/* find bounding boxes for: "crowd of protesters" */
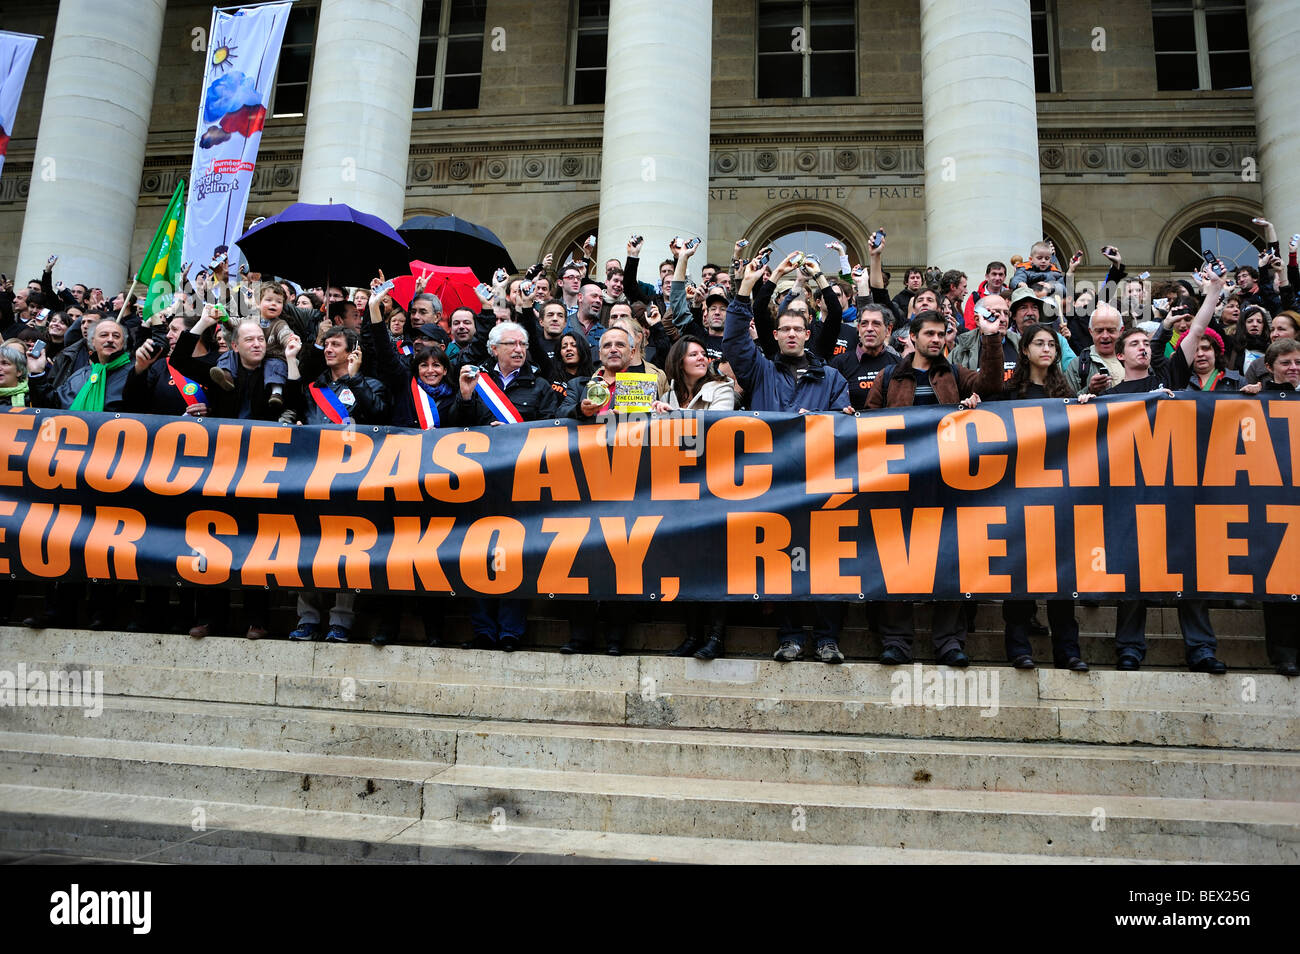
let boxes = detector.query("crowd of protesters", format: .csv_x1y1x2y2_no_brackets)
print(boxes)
2,218,1299,678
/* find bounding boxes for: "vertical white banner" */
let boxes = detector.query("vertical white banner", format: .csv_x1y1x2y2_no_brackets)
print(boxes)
181,1,292,270
0,31,39,179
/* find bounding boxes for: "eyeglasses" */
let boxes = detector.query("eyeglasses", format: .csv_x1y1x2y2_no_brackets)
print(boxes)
498,339,527,348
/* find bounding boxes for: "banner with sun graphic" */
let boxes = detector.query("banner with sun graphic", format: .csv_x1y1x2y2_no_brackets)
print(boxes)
181,2,292,274
0,31,39,180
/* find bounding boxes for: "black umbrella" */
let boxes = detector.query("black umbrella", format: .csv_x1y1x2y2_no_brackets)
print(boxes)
235,201,411,288
397,214,517,277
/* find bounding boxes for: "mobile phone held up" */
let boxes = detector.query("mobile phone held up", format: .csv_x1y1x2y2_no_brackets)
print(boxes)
684,237,701,250
1203,250,1225,276
870,229,886,249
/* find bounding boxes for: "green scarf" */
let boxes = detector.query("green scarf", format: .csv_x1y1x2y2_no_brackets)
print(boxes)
0,381,29,407
69,353,130,412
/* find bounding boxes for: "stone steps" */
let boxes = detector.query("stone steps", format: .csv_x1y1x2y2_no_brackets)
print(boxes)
5,695,1295,802
421,764,1298,864
0,786,1148,865
0,626,1294,863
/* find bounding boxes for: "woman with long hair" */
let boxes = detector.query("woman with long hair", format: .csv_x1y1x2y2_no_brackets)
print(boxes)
651,335,736,660
556,330,594,381
1232,304,1271,374
656,335,735,410
975,318,1087,672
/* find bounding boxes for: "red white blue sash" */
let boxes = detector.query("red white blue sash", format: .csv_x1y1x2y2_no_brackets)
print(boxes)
308,383,350,424
411,378,440,430
166,361,207,407
474,372,524,424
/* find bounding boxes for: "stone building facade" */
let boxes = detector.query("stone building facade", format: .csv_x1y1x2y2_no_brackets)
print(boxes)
1,0,1293,293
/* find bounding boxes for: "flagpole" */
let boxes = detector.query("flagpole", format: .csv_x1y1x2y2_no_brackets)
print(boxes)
118,279,140,321
214,0,295,12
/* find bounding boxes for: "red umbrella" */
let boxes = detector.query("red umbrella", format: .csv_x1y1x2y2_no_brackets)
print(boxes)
390,260,482,315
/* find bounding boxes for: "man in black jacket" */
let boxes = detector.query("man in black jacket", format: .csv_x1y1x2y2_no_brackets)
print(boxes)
286,325,389,645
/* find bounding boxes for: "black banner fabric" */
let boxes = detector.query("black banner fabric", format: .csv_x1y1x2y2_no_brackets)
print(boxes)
1,393,1297,601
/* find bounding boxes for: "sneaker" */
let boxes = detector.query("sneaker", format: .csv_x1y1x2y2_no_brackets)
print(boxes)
323,626,350,643
288,622,322,642
772,640,802,662
814,640,844,664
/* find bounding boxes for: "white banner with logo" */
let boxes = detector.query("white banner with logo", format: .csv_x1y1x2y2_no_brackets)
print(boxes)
181,2,292,270
0,31,39,180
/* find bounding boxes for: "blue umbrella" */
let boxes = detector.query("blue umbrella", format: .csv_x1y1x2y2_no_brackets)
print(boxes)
236,201,411,288
398,214,517,277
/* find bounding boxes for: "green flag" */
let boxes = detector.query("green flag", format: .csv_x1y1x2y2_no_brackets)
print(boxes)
135,179,186,320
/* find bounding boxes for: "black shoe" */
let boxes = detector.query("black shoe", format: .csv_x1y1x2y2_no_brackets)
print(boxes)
606,642,621,656
1027,616,1048,636
1277,661,1300,678
88,617,112,631
1117,655,1140,671
1189,656,1227,675
938,648,970,667
22,612,57,629
371,630,394,647
693,636,725,661
462,634,493,650
772,641,802,662
1062,657,1089,672
1011,654,1036,670
878,646,909,666
668,636,703,657
500,635,520,653
815,640,845,664
559,640,588,655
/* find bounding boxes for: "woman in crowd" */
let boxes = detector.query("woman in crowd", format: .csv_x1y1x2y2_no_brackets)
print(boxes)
1231,304,1271,374
555,330,595,382
976,316,1088,672
649,336,736,660
655,335,736,411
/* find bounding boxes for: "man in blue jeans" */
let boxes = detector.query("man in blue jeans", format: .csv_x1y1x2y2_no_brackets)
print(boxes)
723,255,851,664
1115,600,1227,673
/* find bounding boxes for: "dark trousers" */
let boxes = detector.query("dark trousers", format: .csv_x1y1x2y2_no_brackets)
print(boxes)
684,601,727,640
1116,599,1216,665
877,601,966,660
378,595,446,643
775,601,844,649
470,598,526,644
561,600,625,649
1003,599,1081,665
1263,602,1300,664
195,588,270,634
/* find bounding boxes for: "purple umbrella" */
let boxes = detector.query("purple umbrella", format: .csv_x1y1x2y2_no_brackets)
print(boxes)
236,201,410,288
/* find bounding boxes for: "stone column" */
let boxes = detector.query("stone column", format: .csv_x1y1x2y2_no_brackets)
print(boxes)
597,0,712,273
16,0,167,294
297,0,422,225
919,0,1041,277
1247,0,1300,228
